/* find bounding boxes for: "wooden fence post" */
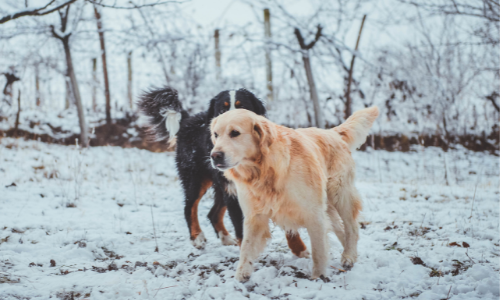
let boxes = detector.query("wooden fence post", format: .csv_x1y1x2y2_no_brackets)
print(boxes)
214,29,221,81
14,90,21,137
127,51,133,110
92,58,97,112
264,8,273,103
35,64,41,107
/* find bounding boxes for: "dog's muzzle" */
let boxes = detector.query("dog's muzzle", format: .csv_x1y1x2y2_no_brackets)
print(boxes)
210,151,226,169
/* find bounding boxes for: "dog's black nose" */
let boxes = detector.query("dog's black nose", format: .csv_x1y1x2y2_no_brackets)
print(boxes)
211,151,225,164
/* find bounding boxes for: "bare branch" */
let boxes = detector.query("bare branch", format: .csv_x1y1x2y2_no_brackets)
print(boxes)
294,25,322,50
486,91,500,112
400,0,500,22
294,28,306,49
0,0,77,24
84,0,189,10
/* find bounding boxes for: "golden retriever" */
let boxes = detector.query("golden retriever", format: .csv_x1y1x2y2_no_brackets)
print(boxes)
209,107,379,282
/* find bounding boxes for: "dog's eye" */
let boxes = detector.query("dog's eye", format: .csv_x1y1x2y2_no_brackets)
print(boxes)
214,132,218,138
230,130,240,138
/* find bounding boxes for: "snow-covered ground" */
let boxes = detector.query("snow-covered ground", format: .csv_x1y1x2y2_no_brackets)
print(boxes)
0,138,498,300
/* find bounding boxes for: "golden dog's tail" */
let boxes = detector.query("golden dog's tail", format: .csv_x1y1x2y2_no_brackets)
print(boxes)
334,106,379,151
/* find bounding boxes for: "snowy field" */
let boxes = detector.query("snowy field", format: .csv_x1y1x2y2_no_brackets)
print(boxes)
0,138,498,300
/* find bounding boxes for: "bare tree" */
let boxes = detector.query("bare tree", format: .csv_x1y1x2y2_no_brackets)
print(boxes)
50,5,89,147
344,15,366,119
94,5,111,124
294,25,324,128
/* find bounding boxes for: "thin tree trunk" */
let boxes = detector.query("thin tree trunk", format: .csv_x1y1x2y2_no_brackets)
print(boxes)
294,26,324,128
94,6,111,124
62,39,89,147
214,29,221,82
345,15,366,120
14,90,21,137
35,64,41,106
127,51,133,109
302,53,324,128
51,5,88,147
65,75,72,109
92,58,97,112
263,8,273,103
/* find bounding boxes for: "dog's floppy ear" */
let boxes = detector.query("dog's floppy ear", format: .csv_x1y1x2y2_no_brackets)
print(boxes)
251,95,266,116
206,95,219,122
253,116,276,154
238,88,266,116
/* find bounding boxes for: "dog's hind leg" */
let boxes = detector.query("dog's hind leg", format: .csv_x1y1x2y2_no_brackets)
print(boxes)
208,186,237,246
306,210,329,279
286,231,310,258
326,204,346,248
335,188,362,270
184,177,212,249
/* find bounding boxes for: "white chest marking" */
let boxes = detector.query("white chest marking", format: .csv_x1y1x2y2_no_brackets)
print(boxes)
229,90,236,110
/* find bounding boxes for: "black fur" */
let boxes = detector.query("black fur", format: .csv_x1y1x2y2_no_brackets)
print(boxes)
138,87,266,244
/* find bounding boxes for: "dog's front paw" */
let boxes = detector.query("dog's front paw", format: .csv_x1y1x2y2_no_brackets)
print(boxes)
235,261,253,282
341,254,357,270
311,266,327,280
219,231,238,246
296,249,311,258
191,232,207,249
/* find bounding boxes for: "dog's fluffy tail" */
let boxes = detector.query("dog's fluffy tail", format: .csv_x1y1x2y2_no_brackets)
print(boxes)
137,87,188,146
333,106,379,151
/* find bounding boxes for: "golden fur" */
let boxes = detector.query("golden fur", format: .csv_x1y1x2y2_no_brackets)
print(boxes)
210,107,379,282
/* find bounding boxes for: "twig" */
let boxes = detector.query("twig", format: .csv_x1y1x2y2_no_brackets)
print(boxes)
154,285,177,290
412,213,427,245
469,164,483,220
465,248,475,264
86,0,188,9
445,285,452,299
150,204,159,252
330,265,346,272
153,284,177,297
419,213,427,230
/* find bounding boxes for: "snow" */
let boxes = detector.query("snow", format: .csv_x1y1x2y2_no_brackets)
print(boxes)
0,138,499,299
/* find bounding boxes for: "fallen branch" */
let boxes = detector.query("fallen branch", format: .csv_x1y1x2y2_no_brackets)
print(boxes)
330,265,346,272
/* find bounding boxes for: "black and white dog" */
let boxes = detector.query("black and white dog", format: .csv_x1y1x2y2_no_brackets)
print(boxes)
138,87,266,248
